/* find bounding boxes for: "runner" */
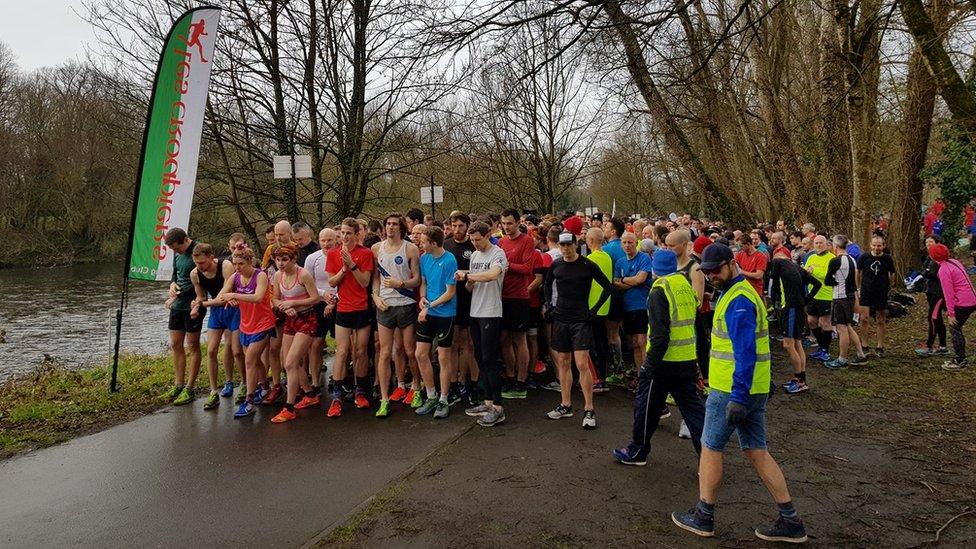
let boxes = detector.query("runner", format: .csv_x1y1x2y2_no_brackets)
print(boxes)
544,231,612,430
261,220,294,403
269,244,321,423
498,209,534,399
325,218,375,417
804,235,835,362
213,245,276,418
189,242,240,410
823,235,867,369
527,229,552,388
371,212,421,418
602,217,628,372
929,243,976,370
414,226,459,418
461,221,509,426
856,235,895,357
444,212,479,404
734,233,768,297
916,236,948,357
261,226,276,270
768,247,821,393
672,243,807,543
292,221,320,266
584,228,613,391
612,249,705,465
303,228,338,401
162,228,203,406
613,231,651,374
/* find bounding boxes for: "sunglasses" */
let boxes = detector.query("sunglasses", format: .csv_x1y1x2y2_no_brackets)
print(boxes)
700,261,728,276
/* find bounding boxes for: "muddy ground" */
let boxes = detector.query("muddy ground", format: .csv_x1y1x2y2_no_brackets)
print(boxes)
319,302,976,548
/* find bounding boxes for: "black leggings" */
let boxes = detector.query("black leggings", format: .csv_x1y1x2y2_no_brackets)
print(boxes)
950,305,976,361
695,311,713,379
471,317,503,404
926,293,947,349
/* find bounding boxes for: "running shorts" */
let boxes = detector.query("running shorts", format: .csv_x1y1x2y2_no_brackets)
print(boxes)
805,299,831,318
778,306,805,340
551,320,593,352
283,308,319,337
416,315,455,348
313,302,335,338
830,297,856,326
376,304,418,329
501,298,530,332
607,291,624,322
335,309,372,330
239,328,275,347
207,306,240,332
861,291,889,315
169,308,204,333
621,309,649,336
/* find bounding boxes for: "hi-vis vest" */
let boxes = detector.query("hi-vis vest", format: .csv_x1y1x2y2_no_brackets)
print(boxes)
709,279,771,395
646,273,698,361
804,251,835,302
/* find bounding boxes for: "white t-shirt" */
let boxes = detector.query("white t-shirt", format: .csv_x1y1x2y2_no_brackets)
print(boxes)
304,249,336,298
469,245,508,318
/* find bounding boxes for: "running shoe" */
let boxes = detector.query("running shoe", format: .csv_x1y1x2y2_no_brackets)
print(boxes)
754,516,808,544
665,394,676,406
327,399,342,418
173,387,194,406
546,404,573,419
219,381,235,398
612,445,647,466
477,407,505,427
389,386,408,402
784,379,809,394
162,385,182,401
678,420,691,439
809,349,830,362
501,387,527,399
375,399,390,418
541,381,562,392
433,400,450,419
671,508,715,538
660,407,672,420
203,391,220,410
605,373,625,385
824,358,848,370
533,360,546,374
526,378,538,390
849,353,868,366
234,401,255,418
581,410,597,430
271,407,296,423
294,393,320,410
914,346,933,357
874,347,885,358
409,389,423,408
404,388,418,406
934,347,949,356
465,403,491,417
251,386,265,405
235,388,247,405
593,381,610,394
942,358,969,371
262,385,283,406
781,377,799,388
416,396,439,416
446,383,464,406
801,338,816,348
354,391,370,409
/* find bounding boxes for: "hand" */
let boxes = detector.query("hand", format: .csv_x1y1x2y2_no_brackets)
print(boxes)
418,307,428,323
420,297,430,309
164,297,174,310
168,284,178,299
374,295,389,312
285,307,298,317
726,401,748,426
454,270,467,281
948,315,958,328
323,303,334,317
190,305,200,319
341,248,354,268
383,277,401,289
228,298,239,307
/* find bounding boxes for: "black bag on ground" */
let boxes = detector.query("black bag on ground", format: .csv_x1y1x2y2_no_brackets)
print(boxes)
890,293,917,306
886,301,908,318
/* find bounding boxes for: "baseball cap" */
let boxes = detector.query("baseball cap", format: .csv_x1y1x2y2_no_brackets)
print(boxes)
558,232,576,245
699,242,734,270
652,249,678,276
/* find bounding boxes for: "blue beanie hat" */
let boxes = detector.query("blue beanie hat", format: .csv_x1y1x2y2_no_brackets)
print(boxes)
652,249,678,276
847,243,862,261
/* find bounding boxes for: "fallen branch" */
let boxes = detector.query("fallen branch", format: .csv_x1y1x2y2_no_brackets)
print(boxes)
933,509,975,543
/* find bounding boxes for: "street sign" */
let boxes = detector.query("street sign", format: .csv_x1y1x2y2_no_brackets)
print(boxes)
273,155,313,179
421,185,444,204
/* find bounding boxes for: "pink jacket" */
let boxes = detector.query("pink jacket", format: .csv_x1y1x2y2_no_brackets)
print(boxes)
937,259,976,316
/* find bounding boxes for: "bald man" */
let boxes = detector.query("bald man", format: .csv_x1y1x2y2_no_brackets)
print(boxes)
585,228,613,391
804,235,836,361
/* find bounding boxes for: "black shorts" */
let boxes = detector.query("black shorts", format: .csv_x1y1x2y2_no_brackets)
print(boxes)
621,309,648,335
805,299,831,318
376,304,418,329
861,291,889,315
778,306,806,340
831,297,855,326
313,302,335,338
335,309,372,330
454,290,471,328
416,315,455,347
606,291,624,322
502,298,530,332
168,308,204,333
528,306,543,335
551,320,593,352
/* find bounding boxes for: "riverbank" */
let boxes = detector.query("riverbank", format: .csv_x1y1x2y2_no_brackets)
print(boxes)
0,355,175,459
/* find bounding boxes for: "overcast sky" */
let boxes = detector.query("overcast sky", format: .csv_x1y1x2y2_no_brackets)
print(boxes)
0,0,94,70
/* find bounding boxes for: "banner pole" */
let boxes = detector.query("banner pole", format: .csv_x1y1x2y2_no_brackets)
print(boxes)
430,175,436,220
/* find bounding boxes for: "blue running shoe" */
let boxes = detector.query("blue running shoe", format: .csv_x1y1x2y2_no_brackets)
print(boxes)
612,446,647,466
801,338,816,348
672,507,715,538
220,381,234,398
810,350,830,362
251,387,265,405
824,358,848,370
784,380,809,394
234,401,255,418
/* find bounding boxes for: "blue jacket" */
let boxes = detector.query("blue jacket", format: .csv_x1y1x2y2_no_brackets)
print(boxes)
722,274,758,404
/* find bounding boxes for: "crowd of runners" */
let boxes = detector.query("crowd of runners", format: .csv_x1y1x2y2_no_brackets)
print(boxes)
158,207,976,544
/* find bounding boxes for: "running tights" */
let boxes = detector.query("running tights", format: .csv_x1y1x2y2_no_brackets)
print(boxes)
950,305,976,361
926,293,947,349
471,317,503,404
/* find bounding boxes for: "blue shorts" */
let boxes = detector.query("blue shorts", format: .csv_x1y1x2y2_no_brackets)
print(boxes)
207,306,241,332
239,328,275,347
701,389,768,451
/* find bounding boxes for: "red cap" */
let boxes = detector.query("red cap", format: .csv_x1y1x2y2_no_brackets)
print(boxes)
693,235,712,256
929,243,950,262
563,216,583,236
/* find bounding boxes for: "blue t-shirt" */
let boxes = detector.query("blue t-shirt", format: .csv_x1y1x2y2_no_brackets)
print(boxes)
604,238,627,268
614,252,652,311
421,250,458,317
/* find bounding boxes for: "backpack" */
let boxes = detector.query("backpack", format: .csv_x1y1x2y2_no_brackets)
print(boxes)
890,293,917,306
886,301,909,319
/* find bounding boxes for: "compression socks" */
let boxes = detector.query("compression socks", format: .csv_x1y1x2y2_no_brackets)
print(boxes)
777,501,798,519
610,343,623,371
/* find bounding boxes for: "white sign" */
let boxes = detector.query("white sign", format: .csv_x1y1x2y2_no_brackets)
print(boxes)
421,186,444,204
273,155,313,179
584,207,598,216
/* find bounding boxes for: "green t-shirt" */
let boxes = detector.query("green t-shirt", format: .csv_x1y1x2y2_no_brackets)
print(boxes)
586,250,613,316
171,240,197,311
803,250,835,302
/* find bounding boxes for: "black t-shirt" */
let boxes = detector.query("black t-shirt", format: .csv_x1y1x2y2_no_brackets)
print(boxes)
444,238,476,308
544,255,612,322
856,253,895,297
298,241,319,267
769,257,821,308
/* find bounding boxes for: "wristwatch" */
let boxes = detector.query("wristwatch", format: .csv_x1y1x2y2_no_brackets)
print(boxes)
350,264,359,271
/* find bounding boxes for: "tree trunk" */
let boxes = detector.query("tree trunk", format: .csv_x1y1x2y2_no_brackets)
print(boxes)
818,6,852,230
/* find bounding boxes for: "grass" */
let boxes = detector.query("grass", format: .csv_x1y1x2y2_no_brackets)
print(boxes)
322,481,406,545
0,354,175,459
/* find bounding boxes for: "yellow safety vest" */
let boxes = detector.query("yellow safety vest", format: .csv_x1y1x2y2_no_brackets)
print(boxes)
586,250,612,316
709,278,771,395
804,251,835,302
646,273,698,361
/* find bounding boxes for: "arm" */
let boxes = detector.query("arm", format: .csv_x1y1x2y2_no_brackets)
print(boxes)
404,244,422,288
296,270,322,308
768,261,782,307
213,272,237,305
189,269,206,316
621,270,649,287
690,264,705,304
428,282,457,309
468,266,503,282
823,258,840,287
939,266,957,317
543,264,555,310
527,272,544,293
800,269,822,302
588,260,613,316
741,255,766,280
350,263,372,288
644,287,671,373
726,295,758,405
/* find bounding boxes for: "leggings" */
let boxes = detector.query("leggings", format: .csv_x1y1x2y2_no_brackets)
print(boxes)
926,293,947,349
950,305,976,361
590,318,610,379
695,311,713,379
471,317,503,404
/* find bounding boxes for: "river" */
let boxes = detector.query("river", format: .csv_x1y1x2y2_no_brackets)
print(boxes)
0,263,212,380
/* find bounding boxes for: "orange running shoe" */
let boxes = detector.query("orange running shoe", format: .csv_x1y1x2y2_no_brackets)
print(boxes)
403,388,416,406
327,399,342,417
354,392,370,409
271,407,296,423
261,384,283,406
534,360,546,374
389,386,408,402
294,393,320,410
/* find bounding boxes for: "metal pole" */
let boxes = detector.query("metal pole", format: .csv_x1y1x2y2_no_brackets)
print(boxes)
430,174,436,220
589,196,594,215
290,135,297,202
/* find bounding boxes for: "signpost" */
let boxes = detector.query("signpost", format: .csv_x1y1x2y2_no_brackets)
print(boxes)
421,175,444,218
